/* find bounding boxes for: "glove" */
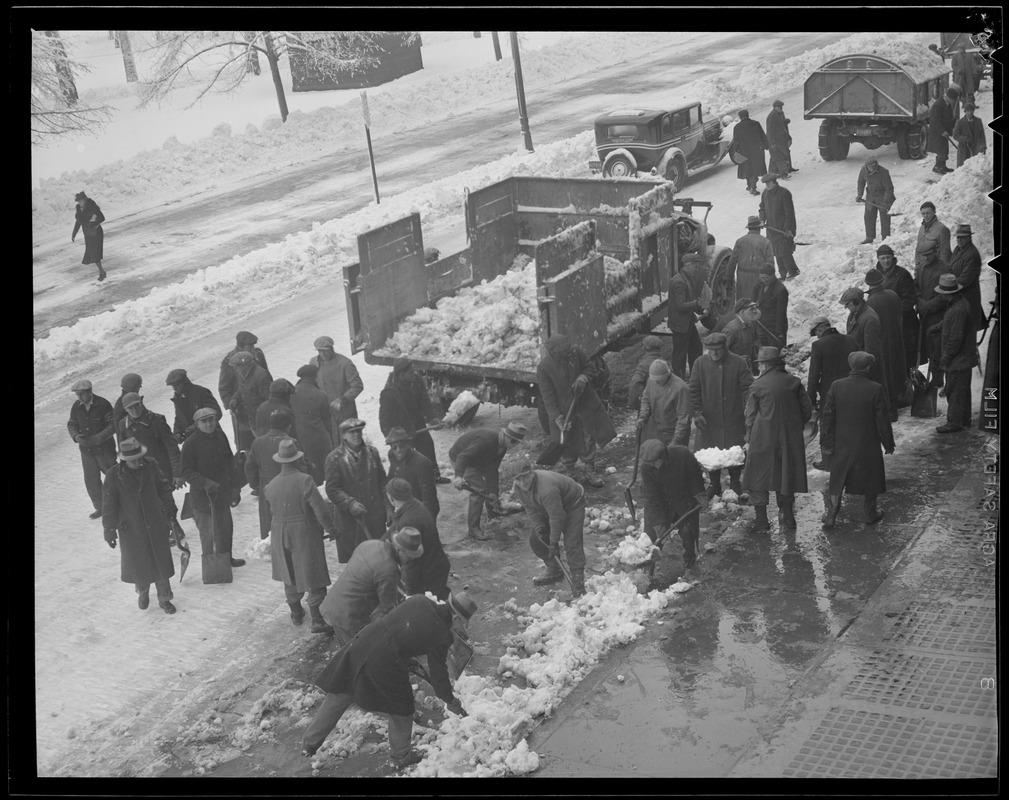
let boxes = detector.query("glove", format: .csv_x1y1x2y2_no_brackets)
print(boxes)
547,543,560,562
76,434,93,446
228,397,240,411
230,489,241,507
330,398,343,411
856,197,864,203
573,374,589,392
204,480,220,496
635,417,647,432
884,446,895,455
451,476,465,490
693,414,707,431
555,415,569,432
445,699,467,718
104,528,117,549
349,501,367,518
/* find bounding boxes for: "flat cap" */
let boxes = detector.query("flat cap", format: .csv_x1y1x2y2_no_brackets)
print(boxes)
864,156,878,167
269,408,293,428
963,101,976,111
876,244,895,256
642,335,663,351
848,351,875,371
193,407,217,423
296,363,319,379
229,351,254,367
772,99,784,107
122,392,142,408
759,262,776,276
270,378,295,395
760,173,779,183
639,439,668,465
386,477,413,501
864,268,884,287
392,357,412,374
120,373,142,391
808,315,831,334
839,287,864,303
166,368,188,385
71,379,92,393
314,335,335,349
236,331,258,346
338,418,366,434
704,332,728,348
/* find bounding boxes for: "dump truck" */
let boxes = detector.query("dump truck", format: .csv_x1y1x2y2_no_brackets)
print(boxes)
804,51,951,161
343,176,734,410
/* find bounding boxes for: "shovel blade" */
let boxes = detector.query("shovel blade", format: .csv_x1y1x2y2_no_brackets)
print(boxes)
179,549,191,583
623,487,636,522
536,441,564,467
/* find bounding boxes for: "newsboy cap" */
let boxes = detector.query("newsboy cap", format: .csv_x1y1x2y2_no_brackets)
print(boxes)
193,407,217,423
864,269,884,287
270,378,294,395
639,439,668,466
339,418,366,434
759,262,776,276
120,373,142,391
963,101,976,111
296,363,319,379
386,477,413,501
772,99,784,108
876,244,895,256
122,392,143,409
760,173,779,183
71,379,93,393
642,335,663,352
236,331,258,346
314,335,335,349
166,368,188,385
848,351,875,372
704,332,728,348
839,287,864,304
865,156,878,167
269,409,293,428
229,351,254,367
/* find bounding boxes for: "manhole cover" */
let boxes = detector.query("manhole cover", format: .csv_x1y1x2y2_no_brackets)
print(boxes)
917,563,996,605
842,652,996,717
783,708,997,778
882,604,995,654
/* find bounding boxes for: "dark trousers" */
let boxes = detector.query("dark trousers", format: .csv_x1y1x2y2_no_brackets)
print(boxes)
773,250,798,279
136,577,173,604
193,500,234,554
412,431,441,479
81,446,116,511
463,465,498,534
864,204,891,240
257,495,272,540
304,692,413,760
945,369,972,427
670,326,702,379
709,466,743,492
528,507,586,572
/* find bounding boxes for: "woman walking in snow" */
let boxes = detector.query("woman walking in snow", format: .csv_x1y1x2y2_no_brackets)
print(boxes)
72,191,107,281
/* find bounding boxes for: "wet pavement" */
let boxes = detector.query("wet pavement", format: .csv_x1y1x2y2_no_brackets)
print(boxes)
530,417,998,779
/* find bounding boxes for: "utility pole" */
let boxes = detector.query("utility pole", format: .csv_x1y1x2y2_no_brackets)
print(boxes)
491,31,502,61
361,91,380,204
510,32,534,152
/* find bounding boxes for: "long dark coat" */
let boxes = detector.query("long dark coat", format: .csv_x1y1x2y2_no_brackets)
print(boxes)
765,108,791,164
845,302,885,389
388,447,439,519
232,364,272,433
807,328,858,409
878,260,921,370
290,377,333,485
949,241,986,331
667,271,701,334
927,98,955,158
751,278,789,346
730,118,768,182
379,372,439,472
916,218,952,272
388,496,450,599
640,444,706,535
219,347,271,409
68,394,117,461
729,232,775,302
722,315,759,371
759,185,797,258
741,365,811,495
324,442,388,561
318,539,401,640
950,51,976,99
73,198,105,264
820,372,894,496
264,467,334,592
179,425,235,514
311,352,364,427
170,380,222,443
938,294,980,372
101,458,177,585
856,165,895,210
254,394,295,440
688,352,753,449
916,257,948,365
315,595,457,715
951,115,986,167
538,342,616,449
118,409,181,482
865,286,907,406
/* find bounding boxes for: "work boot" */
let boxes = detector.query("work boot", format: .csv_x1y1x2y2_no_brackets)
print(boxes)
785,270,801,280
935,423,963,434
138,593,150,610
778,502,797,530
230,557,246,567
728,471,742,496
160,601,177,615
289,602,305,626
533,567,564,586
864,497,885,525
570,569,586,598
391,749,424,771
578,465,605,488
707,470,722,500
821,491,840,528
751,505,770,533
89,509,103,520
310,606,334,635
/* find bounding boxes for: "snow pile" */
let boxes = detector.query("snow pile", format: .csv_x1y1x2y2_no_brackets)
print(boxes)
442,390,482,425
245,534,272,561
709,489,744,515
610,530,658,566
694,446,746,470
586,504,634,533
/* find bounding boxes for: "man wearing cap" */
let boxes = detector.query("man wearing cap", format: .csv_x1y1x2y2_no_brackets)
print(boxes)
948,224,986,331
637,357,691,447
112,373,143,445
667,258,706,379
387,428,439,520
254,378,298,440
807,316,858,470
387,478,449,600
449,422,527,539
855,157,895,245
689,332,753,498
758,173,799,280
537,334,616,487
841,288,887,404
71,190,106,281
311,336,364,432
927,87,958,174
379,358,445,483
951,102,986,168
727,216,775,302
290,364,333,486
219,332,271,432
67,379,117,519
722,299,761,374
318,528,424,646
864,269,906,420
118,392,183,489
820,352,895,527
263,438,337,633
638,440,707,571
914,239,950,378
628,335,666,411
325,418,388,562
751,264,790,347
512,464,588,596
930,274,978,433
166,369,222,444
874,245,921,373
305,591,475,770
741,347,812,532
180,407,245,569
729,109,768,196
247,409,309,540
222,350,272,452
950,44,976,105
102,438,179,614
915,202,952,278
765,100,794,178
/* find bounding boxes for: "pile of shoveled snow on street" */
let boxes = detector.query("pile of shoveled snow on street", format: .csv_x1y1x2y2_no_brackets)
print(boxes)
694,446,747,471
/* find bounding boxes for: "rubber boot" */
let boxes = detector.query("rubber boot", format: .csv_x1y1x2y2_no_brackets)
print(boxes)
821,490,840,528
310,605,334,635
728,467,742,496
751,504,770,533
570,569,586,598
533,559,564,586
864,496,885,525
289,602,305,626
778,499,797,531
706,469,722,500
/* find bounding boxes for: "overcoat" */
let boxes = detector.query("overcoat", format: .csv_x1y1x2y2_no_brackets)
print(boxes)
388,447,439,519
751,278,789,346
290,377,333,485
232,364,272,432
759,185,797,258
938,294,979,372
845,302,885,388
118,409,181,482
667,271,700,334
247,429,308,539
379,372,440,472
722,315,759,370
688,352,753,449
318,539,401,639
324,442,388,559
820,372,894,496
878,260,921,367
916,217,952,273
951,115,986,167
170,380,222,442
179,425,235,514
856,165,895,210
264,468,334,592
101,458,177,585
388,496,449,599
916,258,948,365
315,595,456,716
538,341,616,448
254,394,295,440
641,444,706,523
865,286,907,405
628,351,664,410
729,232,775,302
640,373,691,446
949,241,986,331
73,198,105,264
219,347,271,410
927,98,955,159
807,328,858,409
741,365,811,495
68,393,117,461
310,352,363,426
765,108,791,165
950,51,976,99
730,118,768,182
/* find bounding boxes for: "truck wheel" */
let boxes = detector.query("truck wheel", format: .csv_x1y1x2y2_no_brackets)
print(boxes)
603,154,636,178
906,121,928,159
895,123,911,159
665,157,686,192
709,250,735,319
818,120,837,161
834,135,850,160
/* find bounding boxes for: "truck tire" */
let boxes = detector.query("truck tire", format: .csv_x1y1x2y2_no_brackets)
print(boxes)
833,134,850,161
818,120,837,161
603,154,636,178
906,121,928,159
895,123,911,159
708,249,735,319
665,157,686,192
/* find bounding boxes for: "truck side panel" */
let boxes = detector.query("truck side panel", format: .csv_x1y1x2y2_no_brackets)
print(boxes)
466,179,520,285
804,69,915,117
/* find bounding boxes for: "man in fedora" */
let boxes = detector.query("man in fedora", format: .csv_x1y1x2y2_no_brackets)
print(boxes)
951,102,986,168
874,245,921,374
102,438,179,614
855,156,895,245
304,590,475,770
247,409,308,539
387,478,450,600
914,239,950,382
948,224,986,331
166,368,221,444
386,427,439,520
729,109,768,196
758,173,799,280
264,438,337,633
512,462,588,596
752,263,789,347
930,274,979,433
722,299,761,374
765,99,794,178
820,352,895,527
864,269,906,420
728,216,775,302
638,439,707,574
807,315,858,470
927,87,959,174
689,332,753,498
449,422,527,539
112,373,143,445
311,335,364,432
325,418,388,562
636,357,691,447
318,527,424,647
379,357,446,484
180,407,246,569
741,347,812,532
67,379,117,519
841,287,887,401
118,391,183,490
915,202,952,277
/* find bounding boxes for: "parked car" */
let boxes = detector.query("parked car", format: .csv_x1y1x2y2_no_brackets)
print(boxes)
588,101,730,191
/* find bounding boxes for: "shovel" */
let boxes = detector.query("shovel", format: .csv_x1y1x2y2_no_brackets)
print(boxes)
553,553,575,593
857,198,903,216
803,410,820,448
760,224,813,246
536,385,584,467
623,427,643,522
460,482,524,516
171,517,191,583
647,503,702,580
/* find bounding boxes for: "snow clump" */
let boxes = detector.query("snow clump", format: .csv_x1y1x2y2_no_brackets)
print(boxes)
694,446,746,471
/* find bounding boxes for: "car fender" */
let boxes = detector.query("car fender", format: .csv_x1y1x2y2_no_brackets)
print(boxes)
602,148,639,173
654,146,687,177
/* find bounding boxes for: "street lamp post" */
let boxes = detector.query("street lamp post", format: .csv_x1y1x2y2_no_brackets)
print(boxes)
510,32,534,152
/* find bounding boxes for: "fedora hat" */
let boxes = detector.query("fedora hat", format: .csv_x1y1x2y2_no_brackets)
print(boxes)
746,215,762,229
934,274,963,294
955,224,972,236
639,439,667,466
272,438,304,463
755,346,783,364
448,589,478,622
118,438,147,461
503,422,528,442
338,418,366,434
392,527,424,560
385,427,413,445
808,315,831,335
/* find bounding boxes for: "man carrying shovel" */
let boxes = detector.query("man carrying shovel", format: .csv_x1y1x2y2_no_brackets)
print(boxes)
449,422,527,540
638,440,707,573
855,156,896,245
324,418,387,563
758,173,800,280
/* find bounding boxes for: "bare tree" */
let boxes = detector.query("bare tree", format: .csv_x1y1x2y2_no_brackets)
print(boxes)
243,31,261,75
31,30,112,144
118,30,138,82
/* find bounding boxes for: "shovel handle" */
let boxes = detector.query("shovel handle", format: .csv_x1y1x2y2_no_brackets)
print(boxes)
654,503,703,549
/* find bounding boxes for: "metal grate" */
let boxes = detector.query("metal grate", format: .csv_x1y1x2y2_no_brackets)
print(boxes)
917,563,997,605
842,652,996,717
784,708,997,778
882,604,995,654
